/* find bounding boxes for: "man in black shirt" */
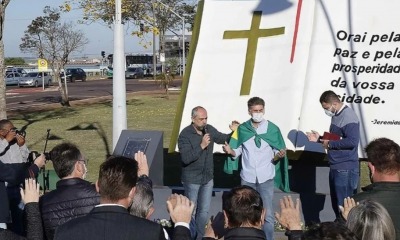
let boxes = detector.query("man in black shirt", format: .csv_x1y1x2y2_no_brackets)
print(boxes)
178,106,237,239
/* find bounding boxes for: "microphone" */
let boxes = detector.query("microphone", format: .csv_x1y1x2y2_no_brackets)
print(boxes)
202,125,209,150
201,125,208,135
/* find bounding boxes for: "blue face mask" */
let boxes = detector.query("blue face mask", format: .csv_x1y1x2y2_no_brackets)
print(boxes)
324,105,335,117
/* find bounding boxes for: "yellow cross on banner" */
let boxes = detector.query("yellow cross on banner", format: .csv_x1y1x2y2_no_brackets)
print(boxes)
223,11,285,96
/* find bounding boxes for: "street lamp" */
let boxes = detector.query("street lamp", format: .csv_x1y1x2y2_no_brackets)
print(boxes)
151,0,157,81
154,0,186,76
112,0,127,150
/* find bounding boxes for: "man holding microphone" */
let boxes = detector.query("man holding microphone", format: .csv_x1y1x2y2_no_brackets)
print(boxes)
178,106,238,239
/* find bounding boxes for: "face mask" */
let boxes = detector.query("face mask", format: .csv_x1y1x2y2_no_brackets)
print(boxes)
251,112,264,123
82,163,88,179
324,105,335,117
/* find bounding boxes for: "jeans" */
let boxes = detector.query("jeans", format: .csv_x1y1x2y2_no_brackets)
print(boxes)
329,168,359,218
242,179,274,240
183,179,213,239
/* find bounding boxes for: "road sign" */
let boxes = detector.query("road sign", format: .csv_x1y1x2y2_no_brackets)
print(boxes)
38,59,48,71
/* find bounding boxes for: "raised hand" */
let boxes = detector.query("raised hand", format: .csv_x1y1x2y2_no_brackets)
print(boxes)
339,197,358,220
20,178,40,204
275,196,302,230
134,151,149,177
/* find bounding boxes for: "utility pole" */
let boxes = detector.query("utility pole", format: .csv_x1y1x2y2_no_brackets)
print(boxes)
152,0,157,81
112,0,127,150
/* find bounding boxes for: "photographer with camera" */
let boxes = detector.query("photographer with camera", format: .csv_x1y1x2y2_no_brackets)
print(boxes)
0,120,29,164
0,119,35,236
39,142,100,240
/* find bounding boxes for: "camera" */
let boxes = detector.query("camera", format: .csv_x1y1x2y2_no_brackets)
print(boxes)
27,151,51,164
10,127,26,137
15,129,26,137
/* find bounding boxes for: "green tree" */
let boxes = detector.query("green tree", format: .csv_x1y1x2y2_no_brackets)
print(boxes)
64,0,196,72
0,0,11,119
19,6,88,106
4,57,25,66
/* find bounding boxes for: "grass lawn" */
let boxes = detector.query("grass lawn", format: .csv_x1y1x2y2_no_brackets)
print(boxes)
9,91,371,190
10,92,178,184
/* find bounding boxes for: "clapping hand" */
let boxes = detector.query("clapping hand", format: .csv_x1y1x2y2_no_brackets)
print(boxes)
306,130,320,142
166,194,195,224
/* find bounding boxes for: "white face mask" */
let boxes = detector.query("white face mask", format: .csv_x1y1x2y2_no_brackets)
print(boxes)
82,163,88,179
251,112,264,123
324,105,335,117
324,109,335,117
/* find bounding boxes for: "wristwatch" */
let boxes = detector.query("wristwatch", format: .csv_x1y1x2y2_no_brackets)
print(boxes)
138,174,149,179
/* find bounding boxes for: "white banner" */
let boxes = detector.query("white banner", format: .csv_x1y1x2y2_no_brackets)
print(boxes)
175,0,400,156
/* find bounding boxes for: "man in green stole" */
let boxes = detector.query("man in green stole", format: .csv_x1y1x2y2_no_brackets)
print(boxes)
223,97,290,240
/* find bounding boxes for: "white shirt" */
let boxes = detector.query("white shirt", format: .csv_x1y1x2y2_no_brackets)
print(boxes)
233,120,277,184
0,139,29,164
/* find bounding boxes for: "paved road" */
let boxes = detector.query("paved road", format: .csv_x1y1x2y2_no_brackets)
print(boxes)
6,78,181,111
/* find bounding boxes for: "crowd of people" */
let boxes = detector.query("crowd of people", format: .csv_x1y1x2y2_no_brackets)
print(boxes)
0,90,399,240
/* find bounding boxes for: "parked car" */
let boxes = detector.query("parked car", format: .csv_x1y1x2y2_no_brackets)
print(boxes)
60,68,87,82
106,67,113,78
147,66,162,76
5,67,27,76
18,72,52,88
125,67,144,79
5,72,23,86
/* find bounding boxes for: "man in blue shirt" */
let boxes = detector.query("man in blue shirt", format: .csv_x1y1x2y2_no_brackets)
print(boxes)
307,90,360,219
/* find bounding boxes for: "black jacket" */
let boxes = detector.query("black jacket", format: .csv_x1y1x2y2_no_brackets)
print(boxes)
39,178,100,240
0,203,43,240
353,181,400,240
203,227,266,240
0,162,39,223
54,205,164,240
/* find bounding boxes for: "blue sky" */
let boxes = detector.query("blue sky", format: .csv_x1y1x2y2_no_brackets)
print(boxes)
4,0,150,58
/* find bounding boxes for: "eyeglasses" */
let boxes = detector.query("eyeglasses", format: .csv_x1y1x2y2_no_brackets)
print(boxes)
78,159,88,165
1,127,16,133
